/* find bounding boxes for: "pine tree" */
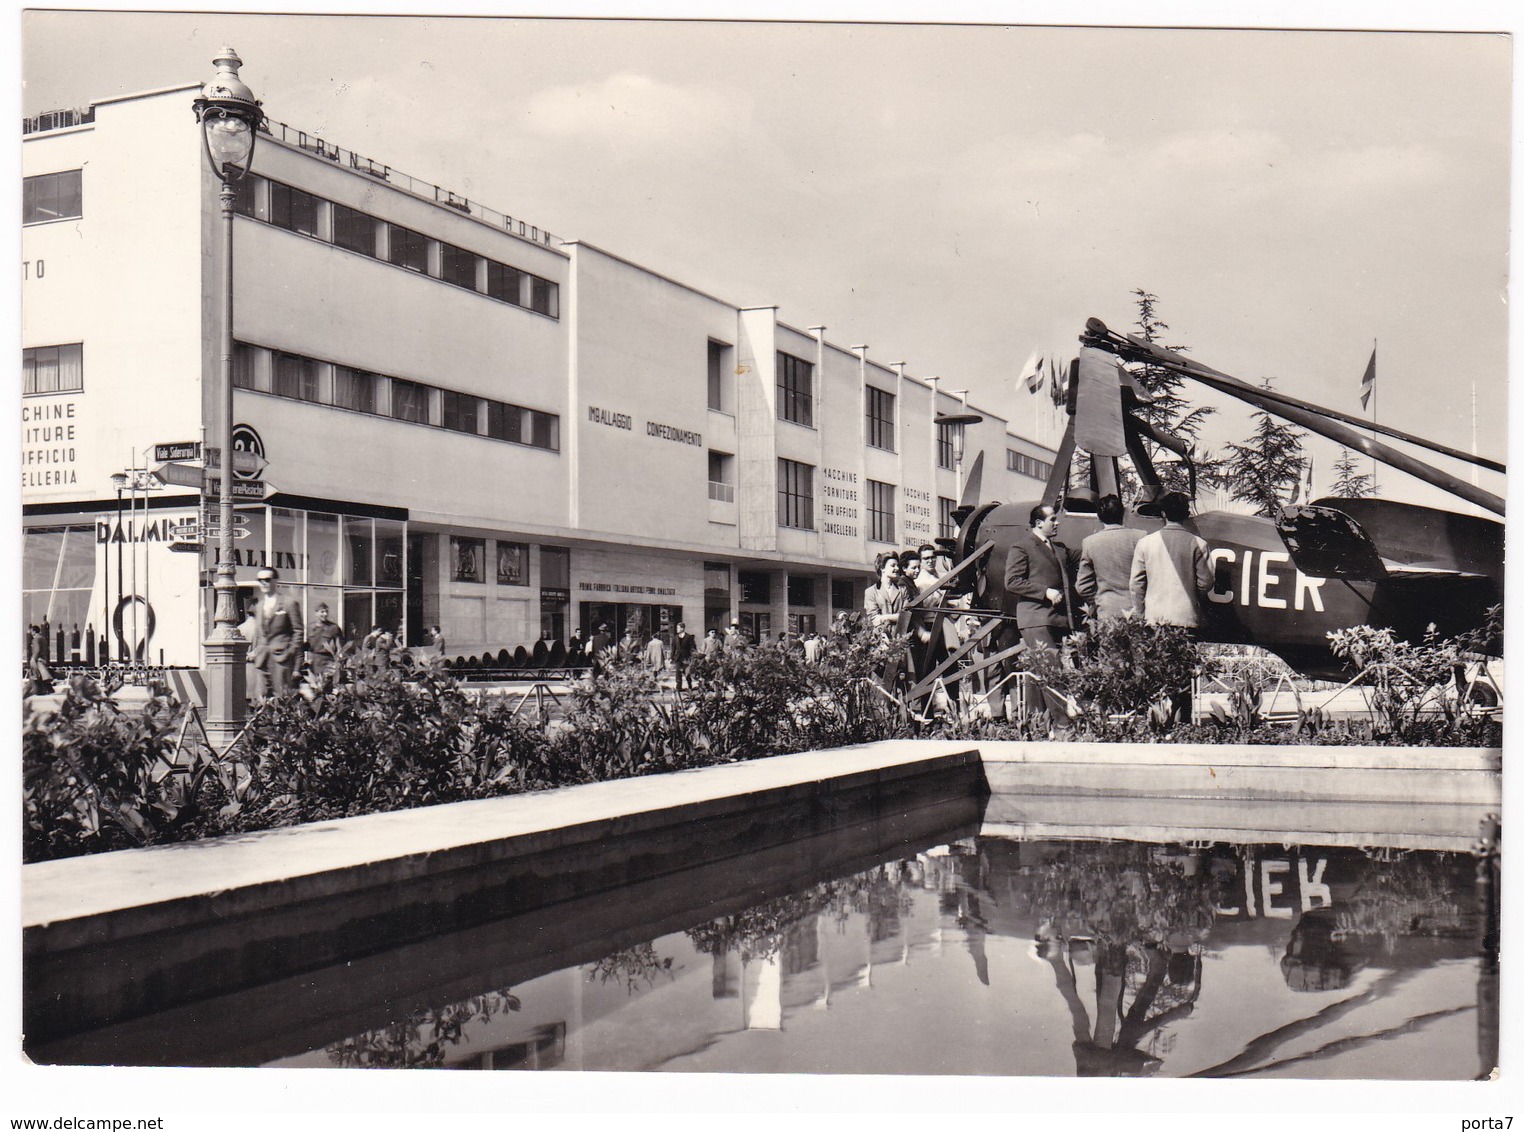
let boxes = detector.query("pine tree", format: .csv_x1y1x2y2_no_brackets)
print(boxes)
1329,446,1377,498
1128,289,1221,492
1222,378,1309,517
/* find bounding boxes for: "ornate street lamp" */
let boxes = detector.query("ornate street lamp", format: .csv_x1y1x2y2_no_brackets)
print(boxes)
194,49,264,747
109,471,128,662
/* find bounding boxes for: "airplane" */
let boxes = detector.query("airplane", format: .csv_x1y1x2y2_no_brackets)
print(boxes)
897,317,1504,702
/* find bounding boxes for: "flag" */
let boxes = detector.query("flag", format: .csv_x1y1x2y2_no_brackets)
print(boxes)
1019,349,1043,395
1360,345,1376,410
1048,356,1069,408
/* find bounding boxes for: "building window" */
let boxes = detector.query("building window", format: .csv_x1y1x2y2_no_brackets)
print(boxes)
707,340,730,412
232,342,258,390
831,577,855,610
541,545,570,588
439,241,480,290
486,401,560,452
529,276,559,318
231,175,261,219
441,390,482,434
708,451,734,502
1007,449,1053,481
333,366,378,413
451,536,484,583
268,181,321,237
866,386,896,451
391,378,431,424
777,352,813,427
486,261,524,305
22,343,83,395
939,496,957,540
332,203,376,256
496,541,529,586
867,480,896,543
273,351,322,403
778,458,815,530
936,422,956,470
738,571,770,605
23,170,82,224
388,223,428,273
787,576,816,607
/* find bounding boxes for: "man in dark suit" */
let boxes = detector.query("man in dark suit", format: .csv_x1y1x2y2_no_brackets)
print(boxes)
671,621,697,691
1003,503,1082,652
250,567,306,698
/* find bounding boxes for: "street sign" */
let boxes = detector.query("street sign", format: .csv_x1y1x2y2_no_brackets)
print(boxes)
202,526,252,540
154,461,205,489
205,445,268,476
168,541,204,554
154,441,201,462
167,519,201,539
204,477,272,500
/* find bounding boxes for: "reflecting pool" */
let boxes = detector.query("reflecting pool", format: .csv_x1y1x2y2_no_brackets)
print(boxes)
257,830,1496,1079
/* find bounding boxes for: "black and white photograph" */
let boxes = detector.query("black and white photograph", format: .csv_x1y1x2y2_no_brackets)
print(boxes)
10,2,1518,1121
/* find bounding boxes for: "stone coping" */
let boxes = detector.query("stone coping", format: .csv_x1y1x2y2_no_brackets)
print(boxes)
23,739,1498,931
22,738,977,931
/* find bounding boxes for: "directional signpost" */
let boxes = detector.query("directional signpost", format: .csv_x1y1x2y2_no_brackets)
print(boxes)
154,441,201,463
204,477,273,500
205,446,269,477
154,461,206,489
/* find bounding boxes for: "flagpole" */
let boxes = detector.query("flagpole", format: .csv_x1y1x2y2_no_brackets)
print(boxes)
1368,339,1378,494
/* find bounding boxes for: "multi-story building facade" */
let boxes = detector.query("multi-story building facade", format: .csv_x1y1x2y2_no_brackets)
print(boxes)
21,82,1056,668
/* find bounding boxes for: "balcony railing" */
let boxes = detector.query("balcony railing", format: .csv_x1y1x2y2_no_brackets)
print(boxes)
708,481,735,503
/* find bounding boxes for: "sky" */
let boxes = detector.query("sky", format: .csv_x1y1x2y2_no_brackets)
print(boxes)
17,5,1515,512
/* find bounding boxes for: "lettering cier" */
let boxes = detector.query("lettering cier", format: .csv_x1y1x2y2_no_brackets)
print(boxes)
896,317,1504,702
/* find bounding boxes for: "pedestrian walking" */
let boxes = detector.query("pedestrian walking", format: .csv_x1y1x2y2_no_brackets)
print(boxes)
671,621,697,690
307,602,345,677
250,568,305,698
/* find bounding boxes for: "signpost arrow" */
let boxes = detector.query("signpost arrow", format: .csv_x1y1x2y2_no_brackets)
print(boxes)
154,461,206,489
204,447,269,477
204,477,273,500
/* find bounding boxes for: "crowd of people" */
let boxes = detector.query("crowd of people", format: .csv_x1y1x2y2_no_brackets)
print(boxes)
863,493,1215,713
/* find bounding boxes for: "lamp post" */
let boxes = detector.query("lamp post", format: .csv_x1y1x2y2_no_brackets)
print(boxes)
935,409,983,504
110,471,128,662
194,49,264,748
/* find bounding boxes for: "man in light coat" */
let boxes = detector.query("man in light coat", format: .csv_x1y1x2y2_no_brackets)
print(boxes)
1129,492,1213,628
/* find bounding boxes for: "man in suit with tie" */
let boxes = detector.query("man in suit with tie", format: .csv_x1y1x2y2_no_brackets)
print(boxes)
1003,503,1081,652
251,566,305,698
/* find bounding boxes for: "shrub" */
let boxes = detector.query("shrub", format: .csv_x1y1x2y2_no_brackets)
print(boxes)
236,647,548,827
22,675,219,860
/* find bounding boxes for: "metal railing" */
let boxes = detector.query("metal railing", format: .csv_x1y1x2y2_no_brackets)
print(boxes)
262,118,559,247
708,481,735,503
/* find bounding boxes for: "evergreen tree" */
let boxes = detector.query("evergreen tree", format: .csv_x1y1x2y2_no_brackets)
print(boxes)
1222,378,1309,517
1128,289,1221,492
1329,446,1377,498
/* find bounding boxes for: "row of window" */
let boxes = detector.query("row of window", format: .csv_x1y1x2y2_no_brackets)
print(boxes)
234,175,560,318
23,169,82,225
772,458,956,543
1008,449,1054,480
234,341,560,452
23,343,84,395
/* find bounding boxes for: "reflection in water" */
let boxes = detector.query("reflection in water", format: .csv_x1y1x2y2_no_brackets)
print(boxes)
307,832,1496,1079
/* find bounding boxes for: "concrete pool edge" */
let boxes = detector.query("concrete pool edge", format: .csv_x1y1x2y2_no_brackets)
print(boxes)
23,739,1499,933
